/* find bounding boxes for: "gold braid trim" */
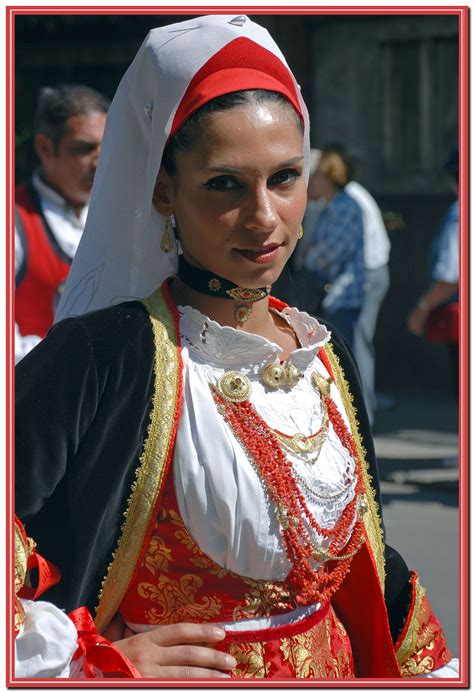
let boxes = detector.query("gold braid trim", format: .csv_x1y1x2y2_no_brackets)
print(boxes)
15,523,31,634
95,288,180,632
323,342,386,588
396,576,426,668
15,523,30,596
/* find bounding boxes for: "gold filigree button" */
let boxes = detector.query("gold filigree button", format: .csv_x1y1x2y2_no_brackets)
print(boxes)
261,362,303,389
287,363,303,387
262,363,287,388
217,371,251,402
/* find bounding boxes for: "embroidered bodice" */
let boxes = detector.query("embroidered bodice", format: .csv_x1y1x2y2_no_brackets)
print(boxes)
173,305,358,582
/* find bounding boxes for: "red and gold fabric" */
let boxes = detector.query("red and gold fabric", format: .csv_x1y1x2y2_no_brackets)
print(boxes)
14,515,61,636
119,461,295,627
214,603,354,679
394,573,452,676
92,285,452,679
14,516,139,679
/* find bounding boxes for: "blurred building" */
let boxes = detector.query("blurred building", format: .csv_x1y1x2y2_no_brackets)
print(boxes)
14,12,460,395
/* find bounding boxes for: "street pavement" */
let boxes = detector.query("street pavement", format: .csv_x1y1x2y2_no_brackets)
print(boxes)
372,392,460,657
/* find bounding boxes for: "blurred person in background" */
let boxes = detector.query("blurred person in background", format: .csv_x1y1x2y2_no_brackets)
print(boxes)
344,151,391,426
407,147,459,397
300,147,365,350
15,84,109,362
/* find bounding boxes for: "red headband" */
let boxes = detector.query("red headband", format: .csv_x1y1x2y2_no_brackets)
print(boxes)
170,37,303,138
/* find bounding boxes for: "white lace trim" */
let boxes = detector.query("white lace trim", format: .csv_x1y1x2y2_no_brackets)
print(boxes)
177,303,330,369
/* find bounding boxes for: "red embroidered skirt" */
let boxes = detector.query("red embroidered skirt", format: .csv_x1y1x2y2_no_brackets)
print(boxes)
214,602,355,679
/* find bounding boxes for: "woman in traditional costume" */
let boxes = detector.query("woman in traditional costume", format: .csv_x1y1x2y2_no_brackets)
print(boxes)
16,15,457,679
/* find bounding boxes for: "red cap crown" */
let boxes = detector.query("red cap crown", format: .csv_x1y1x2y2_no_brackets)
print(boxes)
170,37,303,138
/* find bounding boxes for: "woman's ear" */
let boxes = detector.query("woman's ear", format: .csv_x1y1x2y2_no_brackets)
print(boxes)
152,167,174,215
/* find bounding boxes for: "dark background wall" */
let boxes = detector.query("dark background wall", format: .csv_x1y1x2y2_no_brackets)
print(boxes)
14,12,460,394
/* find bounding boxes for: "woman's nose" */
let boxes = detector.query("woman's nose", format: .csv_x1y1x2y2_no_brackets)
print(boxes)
244,184,278,231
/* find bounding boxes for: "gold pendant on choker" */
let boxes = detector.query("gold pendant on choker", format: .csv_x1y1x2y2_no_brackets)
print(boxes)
225,286,271,325
234,305,253,324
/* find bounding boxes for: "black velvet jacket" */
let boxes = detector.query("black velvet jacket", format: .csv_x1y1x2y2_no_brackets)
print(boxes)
15,300,410,640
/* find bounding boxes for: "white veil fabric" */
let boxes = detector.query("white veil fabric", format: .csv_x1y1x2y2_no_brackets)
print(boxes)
55,14,310,322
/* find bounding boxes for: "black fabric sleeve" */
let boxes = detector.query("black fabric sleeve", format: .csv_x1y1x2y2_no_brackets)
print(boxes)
15,302,155,613
319,319,412,643
15,318,99,520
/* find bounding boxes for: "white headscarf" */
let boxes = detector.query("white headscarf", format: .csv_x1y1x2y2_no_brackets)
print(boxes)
55,14,310,321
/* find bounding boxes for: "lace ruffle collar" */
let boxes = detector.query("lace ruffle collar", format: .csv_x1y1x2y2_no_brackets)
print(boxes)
178,303,331,370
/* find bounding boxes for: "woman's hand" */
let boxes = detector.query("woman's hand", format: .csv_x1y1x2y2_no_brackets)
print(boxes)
113,622,236,678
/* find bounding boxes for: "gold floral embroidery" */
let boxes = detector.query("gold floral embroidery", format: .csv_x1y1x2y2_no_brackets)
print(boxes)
280,610,354,678
142,534,172,575
138,574,222,624
233,580,293,620
401,656,435,676
397,576,451,676
396,580,426,666
229,641,270,678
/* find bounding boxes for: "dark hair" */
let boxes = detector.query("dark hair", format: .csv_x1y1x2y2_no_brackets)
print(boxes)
162,89,303,176
34,84,110,150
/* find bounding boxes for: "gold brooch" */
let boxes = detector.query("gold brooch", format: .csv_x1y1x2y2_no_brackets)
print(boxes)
217,371,251,402
261,362,303,389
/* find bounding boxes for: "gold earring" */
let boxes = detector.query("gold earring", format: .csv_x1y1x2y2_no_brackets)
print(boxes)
297,226,304,240
160,216,175,253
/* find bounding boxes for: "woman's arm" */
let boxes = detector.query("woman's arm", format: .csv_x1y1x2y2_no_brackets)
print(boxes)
16,318,99,521
407,281,458,336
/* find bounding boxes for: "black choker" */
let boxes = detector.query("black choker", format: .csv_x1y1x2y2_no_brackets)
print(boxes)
177,255,271,324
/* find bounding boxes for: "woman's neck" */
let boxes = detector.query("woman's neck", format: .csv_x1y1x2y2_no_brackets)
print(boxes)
169,277,299,359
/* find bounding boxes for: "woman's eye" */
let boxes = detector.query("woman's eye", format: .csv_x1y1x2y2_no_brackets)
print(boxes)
205,176,240,191
270,169,302,186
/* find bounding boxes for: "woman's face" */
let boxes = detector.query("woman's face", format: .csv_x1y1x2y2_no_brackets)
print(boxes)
155,101,306,288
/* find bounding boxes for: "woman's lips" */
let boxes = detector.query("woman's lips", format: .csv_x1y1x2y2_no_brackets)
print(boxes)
235,245,281,264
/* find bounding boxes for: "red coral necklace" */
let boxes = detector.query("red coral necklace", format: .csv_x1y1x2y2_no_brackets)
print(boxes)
210,371,367,605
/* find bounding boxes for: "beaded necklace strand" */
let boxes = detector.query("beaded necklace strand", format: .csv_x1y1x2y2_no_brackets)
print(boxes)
210,376,367,605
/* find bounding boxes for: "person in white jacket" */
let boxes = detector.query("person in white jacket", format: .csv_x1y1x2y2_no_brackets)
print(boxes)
345,178,391,425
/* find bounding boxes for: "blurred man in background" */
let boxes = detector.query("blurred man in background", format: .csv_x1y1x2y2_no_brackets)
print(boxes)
15,84,109,362
408,147,459,397
345,160,391,426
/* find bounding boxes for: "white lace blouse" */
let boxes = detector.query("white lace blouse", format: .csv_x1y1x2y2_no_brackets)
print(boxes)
173,304,357,582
